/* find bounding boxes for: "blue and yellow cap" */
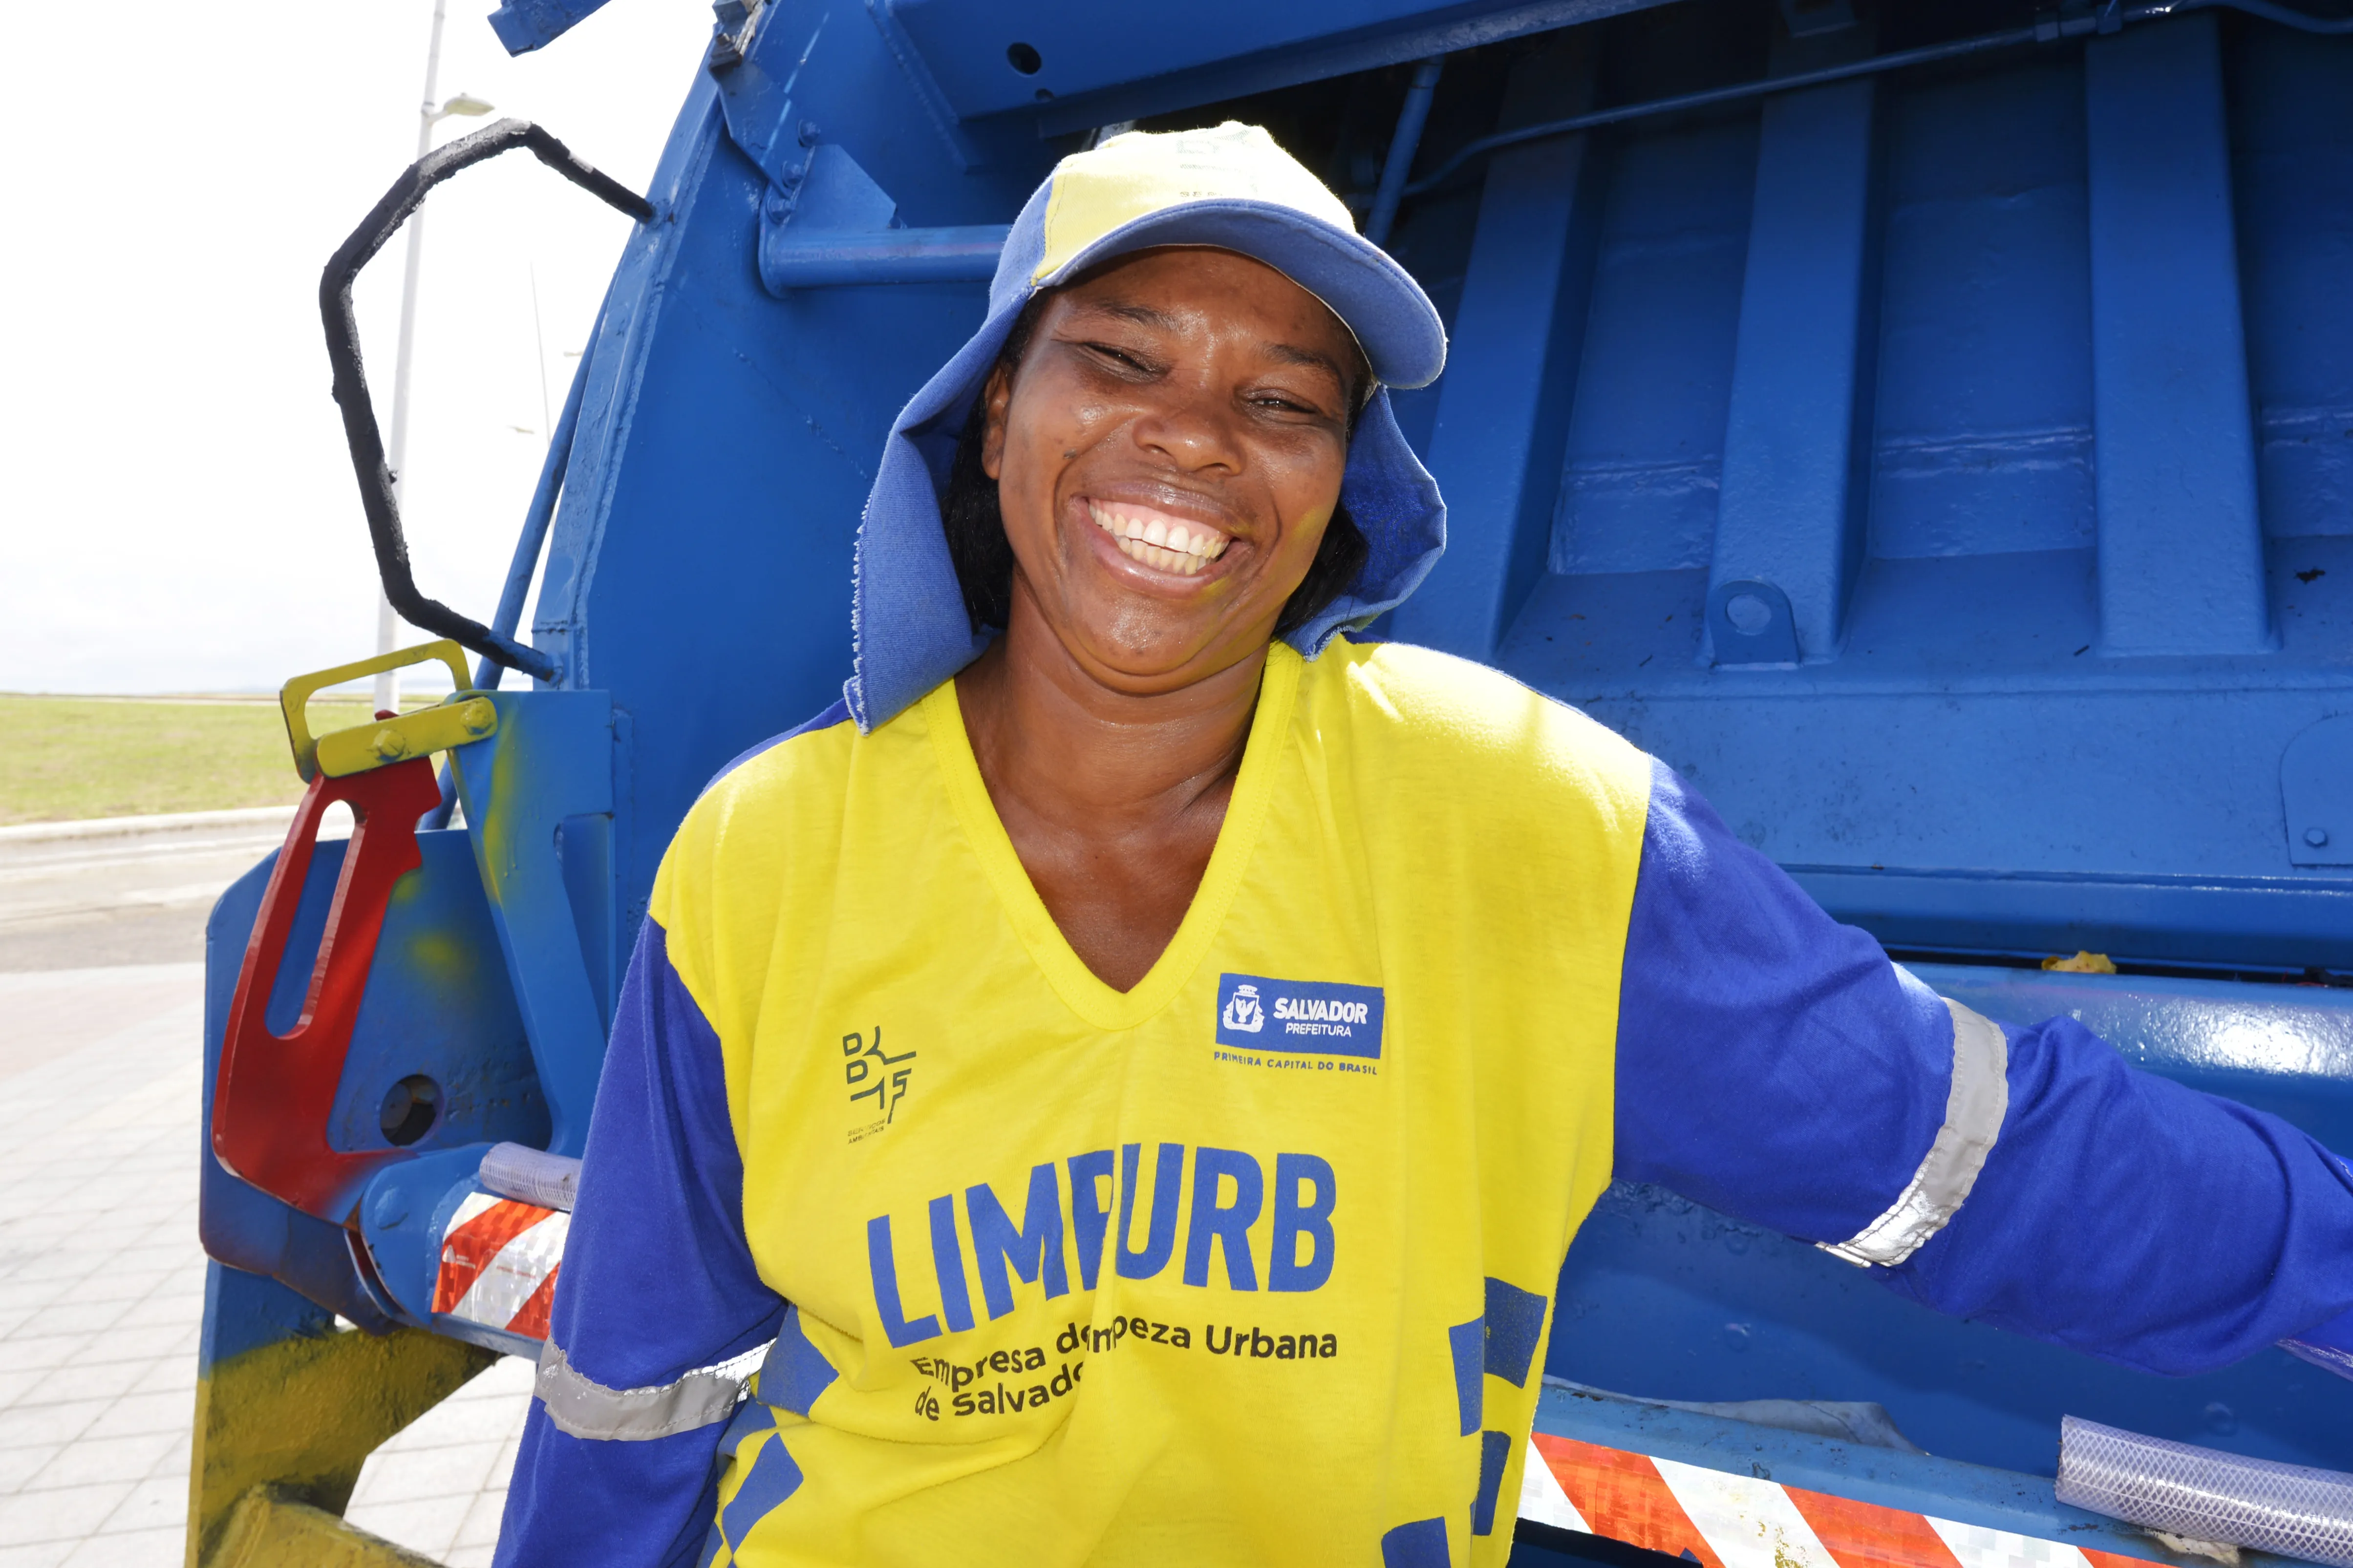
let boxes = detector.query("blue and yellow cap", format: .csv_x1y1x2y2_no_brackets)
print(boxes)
847,122,1451,731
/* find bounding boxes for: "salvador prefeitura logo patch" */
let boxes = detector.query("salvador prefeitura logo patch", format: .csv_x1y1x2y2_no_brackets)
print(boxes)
1215,974,1384,1059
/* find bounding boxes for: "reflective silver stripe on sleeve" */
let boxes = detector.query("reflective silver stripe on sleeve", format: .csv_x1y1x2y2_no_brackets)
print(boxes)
534,1336,770,1441
1818,997,2010,1269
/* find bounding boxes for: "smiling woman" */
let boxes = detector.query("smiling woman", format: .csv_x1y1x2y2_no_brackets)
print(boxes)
948,249,1369,626
954,247,1379,989
986,250,1363,632
493,124,2353,1568
937,264,1373,647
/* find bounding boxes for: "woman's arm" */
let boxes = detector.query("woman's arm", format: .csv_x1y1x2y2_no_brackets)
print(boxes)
495,919,785,1568
1611,758,2353,1377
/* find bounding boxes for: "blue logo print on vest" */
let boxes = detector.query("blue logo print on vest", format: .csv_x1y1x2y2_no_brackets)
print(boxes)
1216,974,1383,1058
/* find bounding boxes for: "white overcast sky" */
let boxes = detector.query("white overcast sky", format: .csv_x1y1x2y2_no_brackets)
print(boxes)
0,0,714,694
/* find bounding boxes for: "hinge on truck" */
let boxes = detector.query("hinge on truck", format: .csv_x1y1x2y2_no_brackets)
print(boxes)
706,0,997,290
706,0,765,71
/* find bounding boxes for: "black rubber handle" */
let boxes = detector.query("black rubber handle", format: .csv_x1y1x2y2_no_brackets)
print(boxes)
319,119,654,683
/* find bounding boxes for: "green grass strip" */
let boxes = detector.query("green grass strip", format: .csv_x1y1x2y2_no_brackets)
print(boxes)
0,694,432,825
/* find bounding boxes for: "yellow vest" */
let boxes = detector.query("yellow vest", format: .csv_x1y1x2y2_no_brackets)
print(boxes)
654,638,1652,1567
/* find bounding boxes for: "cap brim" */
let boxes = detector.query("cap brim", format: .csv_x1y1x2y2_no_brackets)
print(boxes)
1039,200,1448,391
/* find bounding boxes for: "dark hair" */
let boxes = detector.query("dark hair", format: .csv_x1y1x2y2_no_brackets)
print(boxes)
940,295,1371,639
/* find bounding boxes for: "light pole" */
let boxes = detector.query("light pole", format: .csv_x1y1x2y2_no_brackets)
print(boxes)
372,0,493,715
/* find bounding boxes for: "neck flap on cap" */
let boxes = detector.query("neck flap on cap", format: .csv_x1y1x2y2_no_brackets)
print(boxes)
843,127,1449,734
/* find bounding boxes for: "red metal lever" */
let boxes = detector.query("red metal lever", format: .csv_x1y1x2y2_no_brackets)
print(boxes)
213,758,443,1222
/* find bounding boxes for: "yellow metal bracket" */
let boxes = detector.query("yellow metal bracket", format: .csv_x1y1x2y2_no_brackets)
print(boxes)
189,1322,496,1567
279,641,499,782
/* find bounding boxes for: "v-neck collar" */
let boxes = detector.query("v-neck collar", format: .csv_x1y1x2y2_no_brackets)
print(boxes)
923,644,1303,1034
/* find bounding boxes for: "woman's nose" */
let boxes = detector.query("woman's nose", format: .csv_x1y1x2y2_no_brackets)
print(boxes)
1129,384,1245,474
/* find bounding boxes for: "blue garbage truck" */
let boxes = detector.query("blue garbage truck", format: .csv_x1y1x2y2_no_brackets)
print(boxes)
190,0,2353,1563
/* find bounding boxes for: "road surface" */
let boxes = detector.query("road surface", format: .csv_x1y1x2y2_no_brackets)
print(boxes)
0,811,532,1566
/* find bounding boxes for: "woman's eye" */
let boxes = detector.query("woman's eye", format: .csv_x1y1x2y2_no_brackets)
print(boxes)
1084,342,1148,371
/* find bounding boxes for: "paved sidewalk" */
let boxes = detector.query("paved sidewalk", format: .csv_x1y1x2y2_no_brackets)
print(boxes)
345,1356,534,1567
0,963,532,1567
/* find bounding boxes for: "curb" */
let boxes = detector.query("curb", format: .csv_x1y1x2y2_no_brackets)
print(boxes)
0,805,300,846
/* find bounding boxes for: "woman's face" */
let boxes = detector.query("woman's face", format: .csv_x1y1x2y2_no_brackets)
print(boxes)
982,247,1361,695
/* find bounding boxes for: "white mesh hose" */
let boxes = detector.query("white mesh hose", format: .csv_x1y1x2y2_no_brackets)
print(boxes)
478,1142,581,1212
2057,1415,2353,1568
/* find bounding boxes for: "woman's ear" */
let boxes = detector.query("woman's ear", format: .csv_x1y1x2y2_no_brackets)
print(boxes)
980,363,1014,482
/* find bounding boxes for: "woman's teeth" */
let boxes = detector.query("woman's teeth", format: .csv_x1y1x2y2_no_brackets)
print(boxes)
1086,502,1231,577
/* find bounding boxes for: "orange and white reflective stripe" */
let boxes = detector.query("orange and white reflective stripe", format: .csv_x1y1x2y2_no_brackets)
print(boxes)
431,1191,569,1340
1522,1433,2166,1568
1519,1436,1595,1533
